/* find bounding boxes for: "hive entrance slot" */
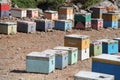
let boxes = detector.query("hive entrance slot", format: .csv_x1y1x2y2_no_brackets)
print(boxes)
98,75,106,78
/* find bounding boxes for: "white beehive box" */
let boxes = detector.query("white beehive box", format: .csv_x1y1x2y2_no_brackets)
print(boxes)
74,71,114,80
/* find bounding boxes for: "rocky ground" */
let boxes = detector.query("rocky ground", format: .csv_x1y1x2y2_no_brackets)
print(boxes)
0,28,120,80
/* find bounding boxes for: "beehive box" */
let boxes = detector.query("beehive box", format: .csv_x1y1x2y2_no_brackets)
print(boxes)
90,41,102,56
91,18,103,30
98,39,118,54
74,13,91,22
27,8,38,18
52,49,68,69
55,20,72,31
10,8,26,18
91,6,107,18
118,19,120,28
92,54,120,80
78,48,89,60
0,22,17,35
64,34,90,50
0,10,9,17
17,21,36,33
58,7,73,20
75,21,91,29
0,3,10,11
102,13,119,21
74,71,114,80
103,20,118,29
58,7,73,15
26,51,55,74
113,38,120,51
35,19,53,32
44,10,58,20
53,46,78,65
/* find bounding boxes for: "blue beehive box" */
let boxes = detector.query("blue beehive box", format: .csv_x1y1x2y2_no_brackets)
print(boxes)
26,50,55,74
52,49,68,69
113,38,120,51
53,46,78,65
103,21,118,28
98,39,118,54
55,20,72,31
92,54,120,80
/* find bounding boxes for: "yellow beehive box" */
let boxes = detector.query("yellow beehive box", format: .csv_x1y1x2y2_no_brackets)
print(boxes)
58,7,73,15
102,13,119,21
0,22,17,35
64,34,90,50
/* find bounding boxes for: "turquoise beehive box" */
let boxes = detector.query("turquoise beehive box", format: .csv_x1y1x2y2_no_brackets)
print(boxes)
26,50,55,74
51,49,68,69
53,46,78,65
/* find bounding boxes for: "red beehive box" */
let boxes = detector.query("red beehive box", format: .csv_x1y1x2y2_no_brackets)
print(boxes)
91,18,103,30
0,3,10,11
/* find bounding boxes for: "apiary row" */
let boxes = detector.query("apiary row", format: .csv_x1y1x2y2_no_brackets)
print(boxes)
26,46,78,73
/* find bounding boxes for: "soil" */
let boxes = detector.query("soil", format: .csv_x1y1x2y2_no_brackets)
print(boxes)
0,24,120,80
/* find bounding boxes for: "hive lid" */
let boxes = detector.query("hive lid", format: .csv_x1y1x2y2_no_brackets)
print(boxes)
59,7,73,9
27,8,38,11
44,10,58,13
53,46,78,52
103,12,119,15
92,18,103,21
90,40,102,45
74,71,114,79
35,19,52,22
113,38,120,41
65,34,89,39
98,39,118,44
27,50,55,58
52,49,68,56
18,21,35,24
92,54,120,65
11,8,26,11
0,22,16,25
55,20,71,22
75,12,91,15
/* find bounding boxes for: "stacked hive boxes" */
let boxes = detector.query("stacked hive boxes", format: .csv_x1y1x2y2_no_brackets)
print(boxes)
102,13,119,28
54,20,72,31
27,8,38,18
64,34,90,60
113,38,120,51
44,10,58,20
52,49,68,69
26,51,55,74
90,41,102,56
91,6,107,18
91,18,103,30
98,39,118,54
17,21,36,33
53,46,78,65
35,19,53,32
58,7,73,20
0,22,17,35
11,8,26,18
92,54,120,80
0,3,10,17
74,71,114,80
74,13,91,29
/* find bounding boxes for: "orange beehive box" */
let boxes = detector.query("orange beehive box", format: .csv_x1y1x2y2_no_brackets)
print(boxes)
102,13,119,21
64,34,90,50
44,10,58,20
58,7,73,15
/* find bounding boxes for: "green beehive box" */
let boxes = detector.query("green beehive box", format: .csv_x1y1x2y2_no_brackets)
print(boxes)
53,46,78,65
90,41,102,56
74,13,91,22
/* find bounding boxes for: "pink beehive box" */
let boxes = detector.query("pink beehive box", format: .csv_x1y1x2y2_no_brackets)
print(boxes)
27,8,39,18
